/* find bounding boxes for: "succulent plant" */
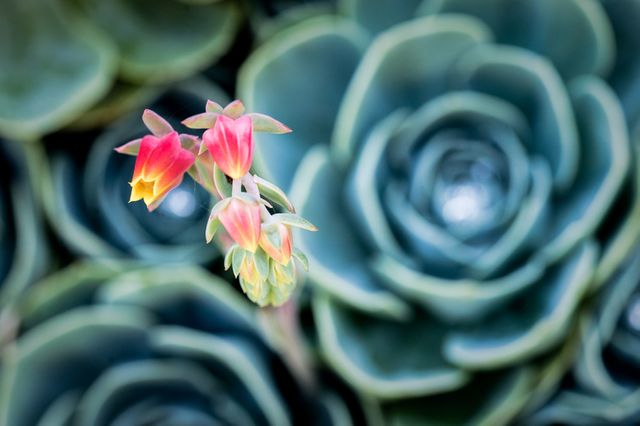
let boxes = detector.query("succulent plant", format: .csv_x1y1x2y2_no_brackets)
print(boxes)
0,0,241,141
39,79,226,264
0,262,363,425
238,0,640,422
530,236,640,424
0,139,47,312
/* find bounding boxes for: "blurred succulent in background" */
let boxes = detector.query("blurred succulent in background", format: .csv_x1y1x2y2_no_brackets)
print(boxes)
40,79,226,265
0,140,48,320
0,262,364,425
531,240,640,425
0,0,241,141
239,0,640,422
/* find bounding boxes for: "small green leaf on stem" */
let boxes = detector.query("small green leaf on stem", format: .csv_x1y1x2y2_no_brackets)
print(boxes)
142,109,173,136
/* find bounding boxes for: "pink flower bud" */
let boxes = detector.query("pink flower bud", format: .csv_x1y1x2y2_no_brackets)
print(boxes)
218,197,261,252
203,114,253,180
129,131,195,211
259,223,293,265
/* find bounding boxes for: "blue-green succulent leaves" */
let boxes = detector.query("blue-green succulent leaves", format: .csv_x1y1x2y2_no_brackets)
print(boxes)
239,0,640,422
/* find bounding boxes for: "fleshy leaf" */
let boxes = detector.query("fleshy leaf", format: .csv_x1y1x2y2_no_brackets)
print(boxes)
383,369,534,426
206,100,224,113
222,100,246,118
292,248,309,271
254,250,270,280
0,0,116,140
332,15,491,164
239,16,368,190
254,175,295,213
444,242,597,369
213,163,232,199
114,139,141,156
246,113,292,134
289,146,410,319
179,134,200,153
544,77,630,262
141,109,173,137
191,154,217,196
271,213,318,231
182,112,220,129
419,0,615,80
205,216,220,243
314,293,469,399
231,249,246,278
224,245,237,271
339,0,424,34
205,199,231,243
79,0,241,83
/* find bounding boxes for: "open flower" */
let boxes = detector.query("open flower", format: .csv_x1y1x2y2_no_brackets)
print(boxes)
260,222,293,265
203,114,253,180
129,131,195,211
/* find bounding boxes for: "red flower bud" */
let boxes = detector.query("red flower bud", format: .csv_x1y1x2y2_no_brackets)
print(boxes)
203,115,253,180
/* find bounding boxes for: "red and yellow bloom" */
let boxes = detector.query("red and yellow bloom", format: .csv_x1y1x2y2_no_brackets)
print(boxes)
203,114,253,179
129,131,195,211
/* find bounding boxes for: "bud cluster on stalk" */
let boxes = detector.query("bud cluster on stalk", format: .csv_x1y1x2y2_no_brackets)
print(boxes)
115,100,316,307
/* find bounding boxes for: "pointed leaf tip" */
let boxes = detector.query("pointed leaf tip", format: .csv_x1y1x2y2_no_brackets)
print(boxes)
142,109,173,136
223,100,245,118
272,213,318,231
182,112,220,129
293,248,309,271
206,100,224,113
114,138,142,155
247,113,292,134
253,175,295,213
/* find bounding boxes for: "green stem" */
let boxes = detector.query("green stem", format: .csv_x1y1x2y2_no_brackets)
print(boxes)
242,174,271,221
232,178,242,196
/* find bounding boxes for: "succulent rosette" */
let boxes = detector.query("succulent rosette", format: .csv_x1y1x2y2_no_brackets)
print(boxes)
0,139,47,312
530,241,640,425
239,0,640,422
0,262,363,425
40,80,225,264
0,0,241,140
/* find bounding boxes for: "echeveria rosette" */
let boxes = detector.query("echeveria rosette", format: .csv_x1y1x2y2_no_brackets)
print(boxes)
0,140,48,313
40,79,225,264
530,242,640,425
0,0,241,141
239,0,638,422
0,262,362,425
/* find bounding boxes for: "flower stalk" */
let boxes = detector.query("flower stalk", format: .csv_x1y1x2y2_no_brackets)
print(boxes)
116,100,316,307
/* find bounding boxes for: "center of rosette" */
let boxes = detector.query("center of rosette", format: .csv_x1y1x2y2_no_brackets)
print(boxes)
408,128,513,243
433,148,507,234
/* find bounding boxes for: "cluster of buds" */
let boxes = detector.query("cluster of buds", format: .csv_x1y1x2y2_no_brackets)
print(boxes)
115,100,316,307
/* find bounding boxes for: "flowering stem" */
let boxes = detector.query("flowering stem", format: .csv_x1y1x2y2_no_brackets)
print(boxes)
241,173,259,196
242,174,271,221
258,299,316,391
232,178,242,196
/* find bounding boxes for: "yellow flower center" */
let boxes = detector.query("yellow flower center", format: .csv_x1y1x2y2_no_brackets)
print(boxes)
129,178,156,205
